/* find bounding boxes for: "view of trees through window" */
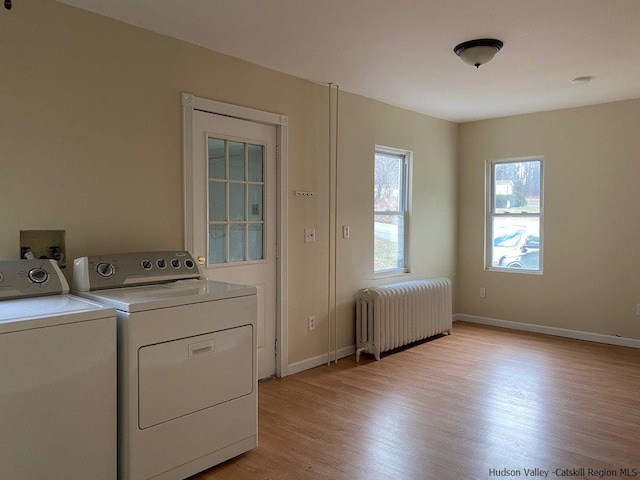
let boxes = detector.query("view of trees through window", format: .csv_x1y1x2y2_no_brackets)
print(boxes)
374,148,408,274
494,161,540,212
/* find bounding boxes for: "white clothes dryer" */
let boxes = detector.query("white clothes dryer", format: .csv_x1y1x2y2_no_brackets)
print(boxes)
72,251,257,480
0,259,117,480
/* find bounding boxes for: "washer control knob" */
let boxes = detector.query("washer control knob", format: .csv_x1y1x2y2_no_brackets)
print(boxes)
171,259,181,269
186,259,196,268
141,260,152,270
96,262,115,278
157,259,167,269
28,267,49,284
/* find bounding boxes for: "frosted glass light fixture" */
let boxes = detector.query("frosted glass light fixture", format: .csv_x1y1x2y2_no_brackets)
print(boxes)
454,39,504,68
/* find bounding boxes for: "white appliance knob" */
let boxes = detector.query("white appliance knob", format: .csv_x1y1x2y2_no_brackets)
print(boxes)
96,262,115,278
28,267,49,284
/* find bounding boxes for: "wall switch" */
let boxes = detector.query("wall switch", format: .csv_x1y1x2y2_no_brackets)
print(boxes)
479,287,486,298
342,225,350,239
308,316,316,331
304,228,316,243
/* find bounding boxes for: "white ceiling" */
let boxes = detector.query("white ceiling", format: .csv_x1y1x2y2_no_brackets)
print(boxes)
58,0,640,123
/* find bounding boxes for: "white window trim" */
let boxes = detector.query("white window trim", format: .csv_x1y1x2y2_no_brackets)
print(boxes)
374,145,411,278
485,156,544,275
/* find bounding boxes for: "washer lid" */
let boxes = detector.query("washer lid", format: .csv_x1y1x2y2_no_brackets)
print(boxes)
74,279,257,312
0,295,116,333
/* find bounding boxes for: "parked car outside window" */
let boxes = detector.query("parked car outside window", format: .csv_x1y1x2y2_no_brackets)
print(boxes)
498,236,539,269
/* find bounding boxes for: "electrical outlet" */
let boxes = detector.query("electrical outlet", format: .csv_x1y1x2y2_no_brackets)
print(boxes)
304,228,316,243
342,225,350,239
308,316,316,331
636,304,640,316
479,287,486,298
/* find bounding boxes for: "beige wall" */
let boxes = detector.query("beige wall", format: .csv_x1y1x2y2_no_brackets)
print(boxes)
335,92,458,352
0,1,458,367
458,100,640,339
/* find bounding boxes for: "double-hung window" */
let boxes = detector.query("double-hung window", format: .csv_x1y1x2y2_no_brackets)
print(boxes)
486,157,543,273
374,146,410,276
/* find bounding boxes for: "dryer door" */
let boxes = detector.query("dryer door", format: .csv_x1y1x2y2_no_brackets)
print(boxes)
138,325,253,429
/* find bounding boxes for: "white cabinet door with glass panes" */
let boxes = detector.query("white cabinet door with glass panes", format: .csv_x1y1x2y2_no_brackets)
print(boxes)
192,110,276,379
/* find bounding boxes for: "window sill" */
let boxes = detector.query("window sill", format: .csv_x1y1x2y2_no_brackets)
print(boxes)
486,266,543,275
374,268,409,280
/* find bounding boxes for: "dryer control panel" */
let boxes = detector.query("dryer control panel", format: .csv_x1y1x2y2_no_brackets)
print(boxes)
0,259,69,300
72,251,202,291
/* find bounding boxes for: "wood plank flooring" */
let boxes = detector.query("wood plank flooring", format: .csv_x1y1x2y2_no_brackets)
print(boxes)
192,322,640,480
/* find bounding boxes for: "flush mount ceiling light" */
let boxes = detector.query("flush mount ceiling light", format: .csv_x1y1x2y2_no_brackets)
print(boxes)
454,38,504,68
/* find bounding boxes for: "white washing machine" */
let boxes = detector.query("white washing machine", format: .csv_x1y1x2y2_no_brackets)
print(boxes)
72,251,258,480
0,258,117,480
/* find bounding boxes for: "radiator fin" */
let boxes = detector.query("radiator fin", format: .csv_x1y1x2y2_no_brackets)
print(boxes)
356,278,452,361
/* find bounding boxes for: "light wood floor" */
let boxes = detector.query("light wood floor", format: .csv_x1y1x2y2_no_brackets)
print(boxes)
193,322,640,480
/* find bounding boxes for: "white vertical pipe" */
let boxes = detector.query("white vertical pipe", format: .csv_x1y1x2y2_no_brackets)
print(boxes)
326,83,340,366
333,84,339,364
327,82,333,366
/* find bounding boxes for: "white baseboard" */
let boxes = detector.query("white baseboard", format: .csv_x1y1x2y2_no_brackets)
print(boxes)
286,345,356,376
454,313,640,349
286,316,639,377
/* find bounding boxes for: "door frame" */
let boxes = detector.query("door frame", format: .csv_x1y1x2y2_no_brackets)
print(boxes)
181,92,289,377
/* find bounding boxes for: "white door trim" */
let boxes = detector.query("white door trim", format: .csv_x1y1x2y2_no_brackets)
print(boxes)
181,92,289,377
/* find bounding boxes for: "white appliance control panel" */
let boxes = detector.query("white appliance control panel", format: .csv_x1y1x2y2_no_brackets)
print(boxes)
72,251,202,292
0,259,69,300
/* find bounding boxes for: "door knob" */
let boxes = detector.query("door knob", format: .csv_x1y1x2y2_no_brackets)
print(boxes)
197,256,205,265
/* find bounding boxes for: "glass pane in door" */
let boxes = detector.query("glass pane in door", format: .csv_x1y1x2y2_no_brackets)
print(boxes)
208,225,226,264
209,181,226,222
229,224,245,262
208,138,226,179
229,183,246,221
248,224,263,260
229,142,245,181
248,145,263,182
248,185,263,221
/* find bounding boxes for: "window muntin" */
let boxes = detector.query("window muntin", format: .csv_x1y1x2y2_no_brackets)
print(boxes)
374,147,410,275
487,158,543,273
